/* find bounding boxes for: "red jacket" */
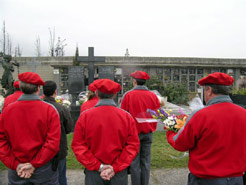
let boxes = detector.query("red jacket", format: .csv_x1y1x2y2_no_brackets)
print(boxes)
167,95,246,178
80,96,99,113
120,86,161,134
72,99,140,173
0,94,61,170
2,91,23,111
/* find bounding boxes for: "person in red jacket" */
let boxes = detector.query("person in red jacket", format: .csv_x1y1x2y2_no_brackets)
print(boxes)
167,72,246,185
0,72,61,184
80,82,99,113
120,71,161,185
2,81,24,111
72,79,140,185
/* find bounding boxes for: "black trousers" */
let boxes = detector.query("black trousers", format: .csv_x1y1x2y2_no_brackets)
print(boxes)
8,162,58,185
85,168,128,185
188,173,243,185
130,132,153,185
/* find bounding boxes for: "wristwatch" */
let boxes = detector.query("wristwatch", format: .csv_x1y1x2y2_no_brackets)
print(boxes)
99,163,104,172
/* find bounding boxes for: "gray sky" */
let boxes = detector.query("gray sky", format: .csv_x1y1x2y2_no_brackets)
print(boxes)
0,0,246,58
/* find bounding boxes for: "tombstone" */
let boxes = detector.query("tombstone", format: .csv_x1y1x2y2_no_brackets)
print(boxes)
229,94,246,108
68,66,84,127
98,66,114,80
77,47,105,85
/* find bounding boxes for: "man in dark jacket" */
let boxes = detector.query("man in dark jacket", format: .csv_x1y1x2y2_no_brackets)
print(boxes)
43,81,73,185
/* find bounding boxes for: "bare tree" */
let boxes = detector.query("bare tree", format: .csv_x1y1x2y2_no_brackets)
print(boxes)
35,36,41,56
48,28,67,57
6,33,12,55
2,21,6,54
48,28,55,56
55,37,67,56
14,44,22,57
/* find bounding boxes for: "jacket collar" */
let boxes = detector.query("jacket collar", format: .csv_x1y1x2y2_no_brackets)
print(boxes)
207,95,232,106
18,94,41,101
132,85,148,90
43,96,56,102
95,99,117,107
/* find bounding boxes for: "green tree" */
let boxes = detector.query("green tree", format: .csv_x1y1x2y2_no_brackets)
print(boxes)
162,83,189,105
73,46,79,66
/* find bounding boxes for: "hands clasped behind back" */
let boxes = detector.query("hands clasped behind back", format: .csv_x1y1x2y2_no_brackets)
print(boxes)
100,164,115,181
16,163,35,179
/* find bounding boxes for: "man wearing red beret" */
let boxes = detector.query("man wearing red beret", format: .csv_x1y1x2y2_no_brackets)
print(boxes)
2,81,24,111
167,72,246,185
72,79,140,185
80,82,99,113
0,72,61,184
120,71,161,185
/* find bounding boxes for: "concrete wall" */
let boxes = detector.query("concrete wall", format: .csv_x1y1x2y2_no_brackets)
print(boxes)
1,56,246,93
0,57,73,83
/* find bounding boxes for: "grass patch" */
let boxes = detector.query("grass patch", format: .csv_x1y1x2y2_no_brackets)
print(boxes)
151,131,188,169
0,131,188,170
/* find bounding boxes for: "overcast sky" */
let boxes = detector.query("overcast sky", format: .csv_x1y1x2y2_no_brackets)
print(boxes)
0,0,246,58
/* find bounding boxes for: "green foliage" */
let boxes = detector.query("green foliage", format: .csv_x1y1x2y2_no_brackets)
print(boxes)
162,83,189,105
231,87,246,95
146,76,189,105
73,46,79,66
146,76,164,94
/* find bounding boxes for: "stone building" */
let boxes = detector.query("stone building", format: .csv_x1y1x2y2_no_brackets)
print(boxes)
1,55,246,96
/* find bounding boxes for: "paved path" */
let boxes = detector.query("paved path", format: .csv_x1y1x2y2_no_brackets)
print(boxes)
0,168,190,185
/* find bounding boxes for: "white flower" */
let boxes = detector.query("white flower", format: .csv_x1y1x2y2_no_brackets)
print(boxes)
63,100,71,106
164,117,176,127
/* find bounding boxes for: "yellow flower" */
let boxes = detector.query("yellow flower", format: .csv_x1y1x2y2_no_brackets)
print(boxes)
166,109,173,116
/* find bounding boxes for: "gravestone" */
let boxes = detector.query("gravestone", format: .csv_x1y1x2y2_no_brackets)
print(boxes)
68,66,84,127
98,66,114,80
77,47,105,85
68,66,84,95
229,94,246,108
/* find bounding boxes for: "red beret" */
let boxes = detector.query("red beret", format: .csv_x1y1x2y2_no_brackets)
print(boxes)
93,79,121,94
88,82,96,92
18,72,45,86
13,81,20,89
198,72,234,86
130,71,150,80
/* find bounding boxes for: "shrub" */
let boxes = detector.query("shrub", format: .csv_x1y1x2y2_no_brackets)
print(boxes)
162,83,189,105
146,77,189,105
230,88,246,95
124,76,189,105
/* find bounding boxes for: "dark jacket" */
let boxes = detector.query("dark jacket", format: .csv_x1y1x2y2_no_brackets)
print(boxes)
43,96,73,159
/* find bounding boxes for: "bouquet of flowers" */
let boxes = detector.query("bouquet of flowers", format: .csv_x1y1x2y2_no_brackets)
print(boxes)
78,91,88,105
55,95,71,109
148,108,188,133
